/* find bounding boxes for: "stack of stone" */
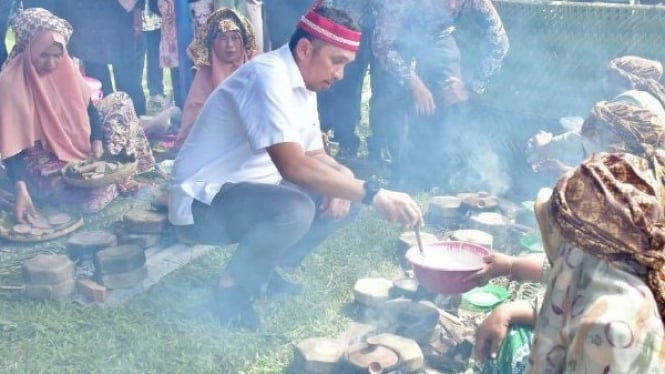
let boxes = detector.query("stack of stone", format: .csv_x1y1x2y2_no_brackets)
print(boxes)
66,230,119,301
67,230,118,261
426,195,463,230
94,244,147,289
115,208,168,249
22,254,75,298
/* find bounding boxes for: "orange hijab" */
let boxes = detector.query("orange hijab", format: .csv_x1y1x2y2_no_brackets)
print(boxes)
0,30,91,162
177,8,257,146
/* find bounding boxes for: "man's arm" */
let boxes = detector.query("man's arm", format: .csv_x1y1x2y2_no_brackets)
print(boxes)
466,0,509,94
372,1,435,115
306,149,354,177
269,143,365,201
371,2,413,85
269,142,422,226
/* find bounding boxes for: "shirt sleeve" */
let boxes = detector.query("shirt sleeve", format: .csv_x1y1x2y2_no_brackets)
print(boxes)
88,101,104,142
371,2,413,85
232,68,303,151
3,151,28,184
465,0,509,93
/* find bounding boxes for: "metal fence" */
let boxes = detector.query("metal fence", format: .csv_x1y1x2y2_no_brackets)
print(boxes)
457,0,665,127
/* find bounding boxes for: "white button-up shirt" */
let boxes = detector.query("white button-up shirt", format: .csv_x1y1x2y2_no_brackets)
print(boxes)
168,44,324,225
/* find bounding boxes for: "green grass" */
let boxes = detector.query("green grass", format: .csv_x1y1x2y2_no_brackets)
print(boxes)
0,210,413,373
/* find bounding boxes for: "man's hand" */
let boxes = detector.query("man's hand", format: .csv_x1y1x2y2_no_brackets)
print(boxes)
442,77,470,107
372,189,423,227
14,181,39,224
465,253,513,286
319,197,351,219
475,304,512,363
91,140,104,160
409,75,435,116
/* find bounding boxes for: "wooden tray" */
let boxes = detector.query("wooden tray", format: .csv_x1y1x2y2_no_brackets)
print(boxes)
0,208,84,243
62,160,137,189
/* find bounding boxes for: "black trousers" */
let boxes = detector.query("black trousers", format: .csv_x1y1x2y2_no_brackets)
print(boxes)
189,181,362,295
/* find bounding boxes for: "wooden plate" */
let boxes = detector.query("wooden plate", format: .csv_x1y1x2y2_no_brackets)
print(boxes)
0,208,84,243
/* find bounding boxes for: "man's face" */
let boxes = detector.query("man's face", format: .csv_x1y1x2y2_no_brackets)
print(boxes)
212,30,244,63
297,39,356,92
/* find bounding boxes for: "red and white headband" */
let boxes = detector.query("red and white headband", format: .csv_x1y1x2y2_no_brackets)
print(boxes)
297,0,361,52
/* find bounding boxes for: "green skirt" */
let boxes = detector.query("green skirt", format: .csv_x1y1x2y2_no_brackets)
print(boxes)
481,325,533,374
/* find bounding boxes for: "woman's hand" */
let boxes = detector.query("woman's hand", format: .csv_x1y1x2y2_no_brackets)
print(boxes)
475,304,512,363
475,301,537,363
14,181,39,224
465,253,514,286
91,140,104,159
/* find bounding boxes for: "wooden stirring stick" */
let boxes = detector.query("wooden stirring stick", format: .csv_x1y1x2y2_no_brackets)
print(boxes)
414,225,425,256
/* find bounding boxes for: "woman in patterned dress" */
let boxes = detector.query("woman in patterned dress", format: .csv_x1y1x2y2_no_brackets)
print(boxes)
0,8,154,219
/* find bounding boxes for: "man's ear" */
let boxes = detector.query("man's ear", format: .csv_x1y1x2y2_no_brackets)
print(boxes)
295,38,313,60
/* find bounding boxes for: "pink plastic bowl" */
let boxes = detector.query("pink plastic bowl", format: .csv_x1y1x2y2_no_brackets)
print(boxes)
405,241,491,294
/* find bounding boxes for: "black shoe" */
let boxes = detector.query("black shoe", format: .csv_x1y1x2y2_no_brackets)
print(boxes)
266,273,302,297
213,285,261,331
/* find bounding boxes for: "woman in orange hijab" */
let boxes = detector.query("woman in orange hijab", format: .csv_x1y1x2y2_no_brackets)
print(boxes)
0,8,154,219
175,7,257,147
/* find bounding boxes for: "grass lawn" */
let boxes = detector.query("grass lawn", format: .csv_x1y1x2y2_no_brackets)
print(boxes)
0,208,414,373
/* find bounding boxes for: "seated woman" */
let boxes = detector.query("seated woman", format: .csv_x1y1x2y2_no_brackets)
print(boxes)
0,8,154,219
473,100,665,373
528,55,665,177
175,7,257,147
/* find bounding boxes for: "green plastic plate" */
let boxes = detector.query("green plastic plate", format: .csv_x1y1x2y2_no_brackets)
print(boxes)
462,284,510,308
520,235,545,253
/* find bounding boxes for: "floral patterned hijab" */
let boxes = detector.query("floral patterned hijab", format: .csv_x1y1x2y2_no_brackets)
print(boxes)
551,151,665,323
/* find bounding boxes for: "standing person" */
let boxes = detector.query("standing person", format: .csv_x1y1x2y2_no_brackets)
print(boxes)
372,0,509,190
315,0,372,159
65,0,147,116
156,0,183,107
144,0,167,108
169,2,423,330
263,0,312,49
213,0,264,52
189,0,213,38
175,7,257,147
0,8,154,217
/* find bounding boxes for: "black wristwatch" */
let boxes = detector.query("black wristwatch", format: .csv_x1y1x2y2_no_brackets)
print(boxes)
362,180,381,205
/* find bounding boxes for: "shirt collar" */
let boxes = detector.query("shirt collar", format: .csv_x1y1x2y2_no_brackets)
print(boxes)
278,44,307,90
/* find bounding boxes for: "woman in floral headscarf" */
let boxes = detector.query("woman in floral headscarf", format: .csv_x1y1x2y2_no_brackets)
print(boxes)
0,8,154,218
473,99,665,373
175,7,257,147
525,151,665,372
605,55,665,119
528,56,665,177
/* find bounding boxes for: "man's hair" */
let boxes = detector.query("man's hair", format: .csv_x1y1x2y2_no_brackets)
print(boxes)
288,5,359,52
